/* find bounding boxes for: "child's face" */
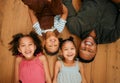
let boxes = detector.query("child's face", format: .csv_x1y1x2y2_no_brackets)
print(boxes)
45,31,59,53
61,41,76,61
18,37,36,59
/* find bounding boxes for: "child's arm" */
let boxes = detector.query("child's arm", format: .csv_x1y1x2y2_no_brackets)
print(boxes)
14,57,22,83
61,4,68,21
79,62,87,83
53,61,61,83
54,4,68,33
28,9,42,36
39,55,52,83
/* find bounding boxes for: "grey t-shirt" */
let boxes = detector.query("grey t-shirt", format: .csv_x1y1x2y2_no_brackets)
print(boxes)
63,0,120,44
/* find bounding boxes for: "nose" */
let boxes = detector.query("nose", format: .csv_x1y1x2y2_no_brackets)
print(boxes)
50,39,56,44
68,49,72,53
25,46,30,50
51,41,54,45
85,44,90,48
85,45,91,50
51,39,55,42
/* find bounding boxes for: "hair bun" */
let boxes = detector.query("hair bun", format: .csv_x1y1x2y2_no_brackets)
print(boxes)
59,38,63,43
59,36,74,49
69,36,73,41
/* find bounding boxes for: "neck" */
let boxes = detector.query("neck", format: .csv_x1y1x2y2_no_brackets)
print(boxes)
24,55,35,61
64,59,74,64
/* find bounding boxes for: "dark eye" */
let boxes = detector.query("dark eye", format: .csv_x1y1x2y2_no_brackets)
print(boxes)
29,43,33,46
21,44,25,47
81,48,85,51
48,45,52,47
88,50,92,52
54,45,58,47
88,50,95,53
71,48,75,50
64,48,68,50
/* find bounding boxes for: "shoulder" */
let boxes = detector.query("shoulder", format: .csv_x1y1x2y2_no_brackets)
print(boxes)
55,60,62,68
15,56,22,64
38,54,47,62
78,61,84,68
56,60,61,65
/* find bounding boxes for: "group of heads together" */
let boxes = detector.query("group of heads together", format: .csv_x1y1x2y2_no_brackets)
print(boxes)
43,30,97,62
9,31,97,62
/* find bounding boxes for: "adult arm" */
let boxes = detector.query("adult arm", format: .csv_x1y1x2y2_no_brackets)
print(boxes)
95,2,120,44
79,62,87,83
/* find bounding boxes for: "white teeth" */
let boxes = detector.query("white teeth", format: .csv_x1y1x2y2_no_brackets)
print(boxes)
86,41,92,45
25,51,31,54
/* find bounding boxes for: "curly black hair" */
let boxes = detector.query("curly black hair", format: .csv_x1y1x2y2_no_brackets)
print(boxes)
9,31,43,56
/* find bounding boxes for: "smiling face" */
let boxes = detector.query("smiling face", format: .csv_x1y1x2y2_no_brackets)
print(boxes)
18,36,36,59
44,31,59,54
61,41,76,61
79,36,97,60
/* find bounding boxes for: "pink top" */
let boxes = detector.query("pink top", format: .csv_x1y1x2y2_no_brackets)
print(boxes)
19,54,45,83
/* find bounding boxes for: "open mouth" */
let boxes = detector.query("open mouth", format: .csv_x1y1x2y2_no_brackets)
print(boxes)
67,54,73,57
25,50,31,54
67,53,74,58
85,41,93,46
84,36,95,46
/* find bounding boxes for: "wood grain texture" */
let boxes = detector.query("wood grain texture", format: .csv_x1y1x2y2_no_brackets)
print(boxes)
0,0,120,83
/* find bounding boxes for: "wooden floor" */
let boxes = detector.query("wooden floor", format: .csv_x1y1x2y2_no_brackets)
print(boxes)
0,0,120,83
